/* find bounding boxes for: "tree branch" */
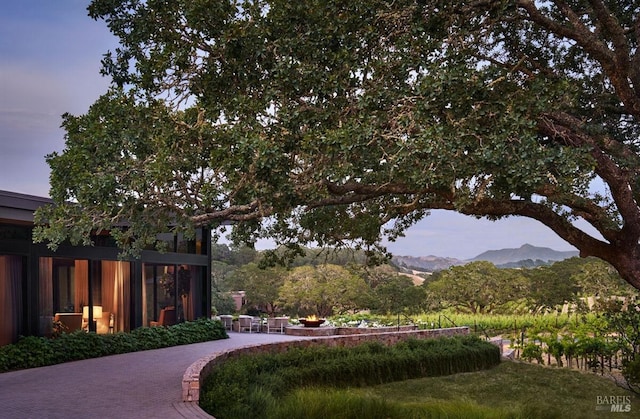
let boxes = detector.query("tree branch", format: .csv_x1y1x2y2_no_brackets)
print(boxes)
538,111,640,243
518,0,640,116
458,197,615,259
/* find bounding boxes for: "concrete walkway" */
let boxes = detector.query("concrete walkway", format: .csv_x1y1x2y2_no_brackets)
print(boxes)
0,332,313,419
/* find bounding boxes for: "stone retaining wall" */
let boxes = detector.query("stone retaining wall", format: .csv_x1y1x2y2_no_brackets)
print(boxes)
285,324,419,336
181,326,470,404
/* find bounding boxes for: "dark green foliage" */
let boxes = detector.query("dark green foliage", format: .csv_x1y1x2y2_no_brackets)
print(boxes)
0,336,55,370
269,387,517,419
200,336,500,419
40,1,640,291
545,338,565,367
521,343,544,364
427,261,528,314
0,318,227,372
603,297,640,391
622,358,640,394
212,291,237,315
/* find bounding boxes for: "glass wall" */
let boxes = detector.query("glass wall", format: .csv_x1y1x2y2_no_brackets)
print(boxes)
0,255,25,346
39,258,131,336
100,261,131,334
146,229,206,255
142,264,204,327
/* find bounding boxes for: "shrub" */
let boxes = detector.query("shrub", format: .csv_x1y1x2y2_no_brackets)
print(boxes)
0,318,227,372
622,357,640,394
521,343,544,364
200,335,500,419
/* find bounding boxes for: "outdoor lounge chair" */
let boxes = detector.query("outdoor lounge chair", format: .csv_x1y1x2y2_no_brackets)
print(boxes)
266,316,289,334
238,315,260,333
219,315,233,330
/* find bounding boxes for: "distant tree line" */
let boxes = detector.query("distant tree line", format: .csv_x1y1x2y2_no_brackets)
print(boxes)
211,244,425,317
426,258,638,314
211,245,638,317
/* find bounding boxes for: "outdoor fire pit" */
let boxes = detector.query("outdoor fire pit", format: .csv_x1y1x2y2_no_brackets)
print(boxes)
299,315,325,328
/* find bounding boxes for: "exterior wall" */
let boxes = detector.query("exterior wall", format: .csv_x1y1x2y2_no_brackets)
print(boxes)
0,190,212,345
182,326,470,403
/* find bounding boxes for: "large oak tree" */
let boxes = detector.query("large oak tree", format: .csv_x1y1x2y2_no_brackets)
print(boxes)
35,1,640,288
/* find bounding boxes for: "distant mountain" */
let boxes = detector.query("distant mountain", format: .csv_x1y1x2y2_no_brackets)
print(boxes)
470,244,578,265
391,244,578,272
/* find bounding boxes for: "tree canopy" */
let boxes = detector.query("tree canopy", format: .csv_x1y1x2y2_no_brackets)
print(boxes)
34,1,640,289
427,261,528,313
278,264,371,317
227,263,285,315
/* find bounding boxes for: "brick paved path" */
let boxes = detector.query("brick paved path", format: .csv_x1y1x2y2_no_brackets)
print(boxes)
0,332,311,419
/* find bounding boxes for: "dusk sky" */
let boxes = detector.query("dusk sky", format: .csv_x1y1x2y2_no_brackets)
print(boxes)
0,1,586,259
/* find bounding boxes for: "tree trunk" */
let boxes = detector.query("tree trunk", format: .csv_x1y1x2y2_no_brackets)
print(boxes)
605,249,640,290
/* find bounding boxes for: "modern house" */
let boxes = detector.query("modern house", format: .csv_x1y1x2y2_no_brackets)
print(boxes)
0,190,212,346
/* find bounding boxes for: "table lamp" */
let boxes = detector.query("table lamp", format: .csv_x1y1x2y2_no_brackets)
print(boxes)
83,305,103,332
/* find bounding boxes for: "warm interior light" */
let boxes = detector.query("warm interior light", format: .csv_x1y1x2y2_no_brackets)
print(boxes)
83,305,103,320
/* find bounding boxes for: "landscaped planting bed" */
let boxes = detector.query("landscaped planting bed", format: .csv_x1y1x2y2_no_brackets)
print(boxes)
200,335,500,419
0,318,228,372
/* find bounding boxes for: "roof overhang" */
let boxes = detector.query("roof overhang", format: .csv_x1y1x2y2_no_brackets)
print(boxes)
0,190,52,224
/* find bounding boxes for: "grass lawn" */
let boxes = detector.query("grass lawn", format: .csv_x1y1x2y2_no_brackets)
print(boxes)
347,360,639,419
268,361,638,419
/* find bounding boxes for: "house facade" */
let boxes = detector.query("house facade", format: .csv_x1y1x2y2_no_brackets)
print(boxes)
0,190,212,346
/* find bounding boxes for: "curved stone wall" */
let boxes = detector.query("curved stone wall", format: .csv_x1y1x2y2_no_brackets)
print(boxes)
285,324,418,336
181,326,470,406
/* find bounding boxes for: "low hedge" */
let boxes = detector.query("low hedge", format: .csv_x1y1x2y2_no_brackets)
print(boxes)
0,318,227,372
200,335,501,419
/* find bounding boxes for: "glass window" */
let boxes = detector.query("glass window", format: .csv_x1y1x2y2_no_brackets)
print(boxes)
142,264,204,326
100,261,131,333
41,258,88,335
148,229,206,254
39,258,131,336
143,264,175,327
53,259,77,313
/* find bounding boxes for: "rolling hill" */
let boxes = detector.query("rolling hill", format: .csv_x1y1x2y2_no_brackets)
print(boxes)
470,244,578,265
392,244,579,272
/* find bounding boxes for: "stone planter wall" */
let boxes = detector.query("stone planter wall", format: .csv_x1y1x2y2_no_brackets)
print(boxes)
335,325,418,335
182,326,469,404
285,326,337,336
285,324,418,336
